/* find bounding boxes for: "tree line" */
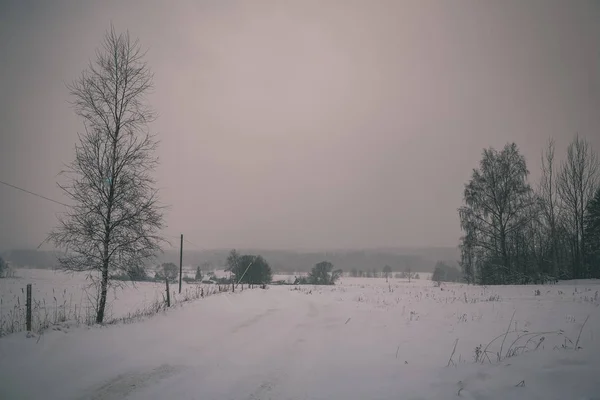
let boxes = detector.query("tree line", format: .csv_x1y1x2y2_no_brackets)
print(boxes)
348,265,420,281
459,137,600,285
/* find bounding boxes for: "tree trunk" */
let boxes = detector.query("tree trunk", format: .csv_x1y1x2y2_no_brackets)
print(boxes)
551,224,558,278
578,176,585,277
97,262,109,323
97,130,118,324
500,228,509,283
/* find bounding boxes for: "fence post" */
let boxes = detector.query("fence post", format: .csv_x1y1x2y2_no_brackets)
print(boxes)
165,278,171,307
179,234,183,294
26,284,32,332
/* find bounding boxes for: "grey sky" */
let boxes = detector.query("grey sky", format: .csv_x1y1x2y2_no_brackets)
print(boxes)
1,0,599,252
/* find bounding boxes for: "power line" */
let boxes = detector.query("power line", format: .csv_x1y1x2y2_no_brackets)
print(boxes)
0,179,205,250
163,232,202,249
184,238,201,248
0,179,69,207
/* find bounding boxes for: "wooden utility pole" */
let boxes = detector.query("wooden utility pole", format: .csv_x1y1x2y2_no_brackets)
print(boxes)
26,284,32,331
179,234,183,294
165,278,171,307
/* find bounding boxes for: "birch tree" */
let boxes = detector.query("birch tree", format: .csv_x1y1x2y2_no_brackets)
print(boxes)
458,143,536,284
538,139,561,277
49,26,165,323
557,136,600,278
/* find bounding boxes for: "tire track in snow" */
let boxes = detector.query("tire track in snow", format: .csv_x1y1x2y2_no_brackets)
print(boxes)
308,301,319,318
231,308,279,334
87,290,332,399
247,379,278,400
240,297,335,400
83,364,184,400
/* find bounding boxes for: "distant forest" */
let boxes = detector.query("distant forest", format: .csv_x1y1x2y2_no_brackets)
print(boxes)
1,247,459,274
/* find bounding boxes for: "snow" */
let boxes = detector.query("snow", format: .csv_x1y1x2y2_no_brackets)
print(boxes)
0,268,231,333
1,273,600,399
1,269,166,320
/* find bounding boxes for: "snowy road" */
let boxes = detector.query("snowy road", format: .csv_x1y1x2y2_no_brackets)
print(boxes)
1,288,354,400
2,283,600,399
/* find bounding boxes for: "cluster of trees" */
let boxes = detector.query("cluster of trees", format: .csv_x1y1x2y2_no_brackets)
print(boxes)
154,263,178,282
226,250,273,287
115,256,274,286
112,264,153,282
294,261,342,285
431,261,461,283
0,250,59,270
114,262,185,283
182,263,215,283
349,268,380,278
308,261,343,285
149,250,440,275
394,269,419,282
0,256,7,278
459,137,600,285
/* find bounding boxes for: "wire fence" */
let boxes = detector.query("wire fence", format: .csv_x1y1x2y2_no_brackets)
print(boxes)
0,280,239,337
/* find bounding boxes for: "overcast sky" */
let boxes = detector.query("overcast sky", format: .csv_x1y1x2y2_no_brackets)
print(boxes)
1,0,599,252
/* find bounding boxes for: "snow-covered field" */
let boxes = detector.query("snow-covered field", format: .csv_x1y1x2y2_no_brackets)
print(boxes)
1,272,600,399
0,269,430,335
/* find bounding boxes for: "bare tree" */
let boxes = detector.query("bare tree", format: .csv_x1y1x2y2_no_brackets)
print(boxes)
383,265,392,282
48,26,165,323
584,187,600,277
538,138,560,277
557,135,600,278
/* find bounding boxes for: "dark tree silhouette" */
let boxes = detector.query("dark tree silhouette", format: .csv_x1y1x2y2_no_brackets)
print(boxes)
383,265,392,282
458,143,537,284
584,187,600,277
558,135,600,278
432,262,461,283
48,26,165,323
309,261,342,285
0,256,6,278
229,252,273,287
